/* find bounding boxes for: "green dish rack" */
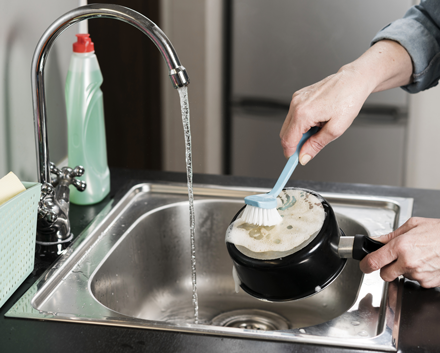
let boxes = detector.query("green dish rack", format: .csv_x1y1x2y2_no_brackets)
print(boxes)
0,182,41,308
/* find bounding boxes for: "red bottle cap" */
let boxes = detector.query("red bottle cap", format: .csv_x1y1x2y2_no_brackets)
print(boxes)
73,34,95,53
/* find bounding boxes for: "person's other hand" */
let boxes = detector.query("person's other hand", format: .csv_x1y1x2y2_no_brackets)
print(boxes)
279,67,371,162
360,217,440,288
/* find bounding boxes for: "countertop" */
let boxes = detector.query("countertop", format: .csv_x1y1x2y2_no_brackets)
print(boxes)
1,168,439,353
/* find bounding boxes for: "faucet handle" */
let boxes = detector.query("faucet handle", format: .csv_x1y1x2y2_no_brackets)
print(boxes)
69,166,86,191
38,182,58,224
50,162,62,176
41,182,54,195
71,166,86,192
49,162,86,191
49,162,62,187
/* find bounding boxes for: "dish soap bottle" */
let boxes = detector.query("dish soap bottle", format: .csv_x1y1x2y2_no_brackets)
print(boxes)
65,34,110,205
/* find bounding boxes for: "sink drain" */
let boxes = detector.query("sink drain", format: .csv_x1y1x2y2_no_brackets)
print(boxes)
211,309,289,331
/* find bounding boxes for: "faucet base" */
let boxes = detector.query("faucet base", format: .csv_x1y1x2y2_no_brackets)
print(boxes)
36,163,86,246
35,241,71,261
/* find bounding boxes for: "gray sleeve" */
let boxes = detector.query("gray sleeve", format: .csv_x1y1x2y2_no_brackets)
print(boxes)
371,0,440,93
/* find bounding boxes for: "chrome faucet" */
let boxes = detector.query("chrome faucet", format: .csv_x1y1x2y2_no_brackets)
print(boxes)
33,4,190,247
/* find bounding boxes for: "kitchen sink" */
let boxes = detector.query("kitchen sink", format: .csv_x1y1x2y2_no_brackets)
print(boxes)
6,182,412,351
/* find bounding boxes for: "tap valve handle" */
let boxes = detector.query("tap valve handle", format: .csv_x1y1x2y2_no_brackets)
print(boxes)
70,166,86,191
72,177,86,192
48,162,86,191
72,166,85,177
50,162,62,176
38,182,58,224
40,182,54,196
50,162,62,187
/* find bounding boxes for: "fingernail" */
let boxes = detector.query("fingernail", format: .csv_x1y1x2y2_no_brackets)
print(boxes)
300,154,312,166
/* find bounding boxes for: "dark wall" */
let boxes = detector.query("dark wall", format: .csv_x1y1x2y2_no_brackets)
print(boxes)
89,0,162,170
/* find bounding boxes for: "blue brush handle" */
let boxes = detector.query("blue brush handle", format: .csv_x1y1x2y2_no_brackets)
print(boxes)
268,127,319,197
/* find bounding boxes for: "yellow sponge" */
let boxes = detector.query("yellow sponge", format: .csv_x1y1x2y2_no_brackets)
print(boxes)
0,172,26,206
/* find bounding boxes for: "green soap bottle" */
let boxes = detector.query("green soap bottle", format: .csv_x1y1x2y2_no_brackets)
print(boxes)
65,34,110,205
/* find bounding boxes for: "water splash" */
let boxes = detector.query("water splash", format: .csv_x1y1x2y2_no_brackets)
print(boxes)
178,86,199,324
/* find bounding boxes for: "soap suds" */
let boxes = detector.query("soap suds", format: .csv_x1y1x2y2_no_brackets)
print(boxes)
226,189,325,260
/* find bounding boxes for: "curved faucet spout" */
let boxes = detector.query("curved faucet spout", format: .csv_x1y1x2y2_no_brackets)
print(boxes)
32,3,190,184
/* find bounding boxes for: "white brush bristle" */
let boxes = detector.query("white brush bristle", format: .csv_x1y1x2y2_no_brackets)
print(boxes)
240,205,283,226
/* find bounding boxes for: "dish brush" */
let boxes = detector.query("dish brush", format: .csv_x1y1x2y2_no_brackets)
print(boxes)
241,127,318,226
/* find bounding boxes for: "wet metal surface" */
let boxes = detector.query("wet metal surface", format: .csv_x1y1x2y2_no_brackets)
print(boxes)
6,182,412,351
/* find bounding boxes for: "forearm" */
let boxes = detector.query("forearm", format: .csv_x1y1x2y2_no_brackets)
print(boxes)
340,40,413,95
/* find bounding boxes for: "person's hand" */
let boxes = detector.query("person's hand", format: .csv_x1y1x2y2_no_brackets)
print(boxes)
279,67,371,161
360,217,440,288
280,40,413,162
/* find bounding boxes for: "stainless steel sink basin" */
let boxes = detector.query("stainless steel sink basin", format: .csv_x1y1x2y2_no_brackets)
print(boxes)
91,200,363,326
7,182,413,351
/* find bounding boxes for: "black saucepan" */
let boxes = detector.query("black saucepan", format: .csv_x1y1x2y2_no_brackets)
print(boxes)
226,187,384,302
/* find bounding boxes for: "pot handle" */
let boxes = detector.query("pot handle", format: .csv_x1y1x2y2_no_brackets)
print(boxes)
352,234,384,261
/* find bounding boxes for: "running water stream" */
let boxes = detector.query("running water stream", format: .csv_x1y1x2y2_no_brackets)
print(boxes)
177,86,199,324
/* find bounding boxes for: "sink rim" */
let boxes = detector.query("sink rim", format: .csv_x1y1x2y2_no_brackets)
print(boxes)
6,181,412,351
